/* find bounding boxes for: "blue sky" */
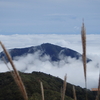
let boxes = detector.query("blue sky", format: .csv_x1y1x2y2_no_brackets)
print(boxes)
0,0,100,35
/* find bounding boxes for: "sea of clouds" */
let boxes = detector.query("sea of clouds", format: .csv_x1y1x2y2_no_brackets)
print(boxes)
0,34,100,89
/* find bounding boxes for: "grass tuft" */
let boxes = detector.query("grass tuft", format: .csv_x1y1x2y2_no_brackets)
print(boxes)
40,81,45,100
0,41,28,100
81,20,87,85
61,74,67,100
81,20,88,100
73,86,77,100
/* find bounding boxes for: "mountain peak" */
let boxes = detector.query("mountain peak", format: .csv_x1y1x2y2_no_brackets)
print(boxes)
0,43,91,63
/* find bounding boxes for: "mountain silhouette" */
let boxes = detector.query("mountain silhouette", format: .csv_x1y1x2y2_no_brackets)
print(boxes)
0,43,91,62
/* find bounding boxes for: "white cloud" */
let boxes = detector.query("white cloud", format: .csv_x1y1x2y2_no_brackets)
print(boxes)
1,34,100,55
0,52,99,89
0,34,100,89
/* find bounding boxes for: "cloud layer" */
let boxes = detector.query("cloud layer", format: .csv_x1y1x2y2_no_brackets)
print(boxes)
0,34,100,89
0,34,100,55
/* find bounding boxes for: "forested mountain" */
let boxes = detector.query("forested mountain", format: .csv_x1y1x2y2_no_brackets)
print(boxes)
0,71,96,100
0,43,91,63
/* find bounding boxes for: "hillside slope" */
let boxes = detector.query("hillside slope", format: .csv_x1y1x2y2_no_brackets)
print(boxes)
0,71,96,100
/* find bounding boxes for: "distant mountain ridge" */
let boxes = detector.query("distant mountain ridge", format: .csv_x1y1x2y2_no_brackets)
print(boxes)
0,43,91,62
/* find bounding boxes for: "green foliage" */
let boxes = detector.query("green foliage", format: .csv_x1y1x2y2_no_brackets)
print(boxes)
29,93,41,100
0,71,97,100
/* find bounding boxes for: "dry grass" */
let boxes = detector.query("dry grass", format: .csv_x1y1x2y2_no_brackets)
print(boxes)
40,81,45,100
61,74,67,100
0,41,28,100
73,86,77,100
81,21,100,100
81,20,87,87
81,21,88,100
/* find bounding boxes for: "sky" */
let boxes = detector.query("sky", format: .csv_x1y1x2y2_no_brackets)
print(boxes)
0,34,100,89
0,0,100,35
